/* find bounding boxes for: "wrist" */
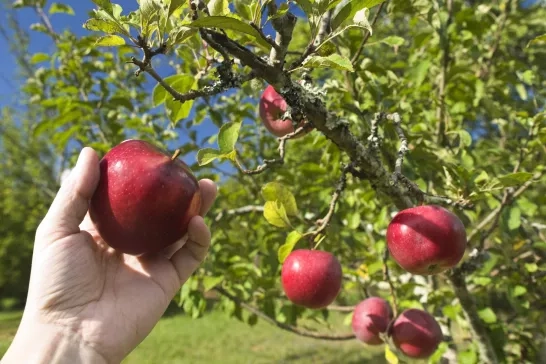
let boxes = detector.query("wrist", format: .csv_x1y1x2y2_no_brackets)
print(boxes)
2,319,109,364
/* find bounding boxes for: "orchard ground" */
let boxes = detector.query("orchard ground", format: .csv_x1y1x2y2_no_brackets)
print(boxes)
0,306,384,363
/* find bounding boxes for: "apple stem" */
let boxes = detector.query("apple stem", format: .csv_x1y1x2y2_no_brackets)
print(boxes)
171,149,181,161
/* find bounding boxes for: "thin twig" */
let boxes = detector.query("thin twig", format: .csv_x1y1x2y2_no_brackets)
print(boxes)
382,249,398,317
214,205,264,222
234,125,309,175
351,1,387,66
267,2,297,69
477,3,509,79
215,287,355,340
434,0,453,145
288,9,333,70
311,164,351,239
388,112,409,177
467,170,544,244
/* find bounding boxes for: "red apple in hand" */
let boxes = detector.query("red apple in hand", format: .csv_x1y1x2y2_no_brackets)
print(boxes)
391,309,443,359
89,139,202,256
351,297,393,345
386,205,467,275
281,249,342,309
259,85,309,138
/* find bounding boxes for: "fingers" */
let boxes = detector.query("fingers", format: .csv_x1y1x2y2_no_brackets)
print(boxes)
198,179,217,217
170,216,211,284
37,148,100,243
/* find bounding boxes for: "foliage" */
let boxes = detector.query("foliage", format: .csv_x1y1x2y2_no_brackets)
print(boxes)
2,0,546,363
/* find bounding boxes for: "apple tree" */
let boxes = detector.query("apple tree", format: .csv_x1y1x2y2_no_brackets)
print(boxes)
5,0,546,362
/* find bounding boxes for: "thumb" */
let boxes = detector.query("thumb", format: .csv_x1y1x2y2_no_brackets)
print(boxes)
37,147,100,243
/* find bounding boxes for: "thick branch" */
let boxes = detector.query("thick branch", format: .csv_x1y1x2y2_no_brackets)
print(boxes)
215,287,355,340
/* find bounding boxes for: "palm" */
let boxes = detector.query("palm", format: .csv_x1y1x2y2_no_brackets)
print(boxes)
29,215,185,361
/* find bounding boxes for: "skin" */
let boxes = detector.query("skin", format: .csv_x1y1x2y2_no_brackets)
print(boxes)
351,297,393,345
258,85,309,138
386,205,467,275
3,148,217,363
89,139,202,256
281,249,342,309
390,309,443,359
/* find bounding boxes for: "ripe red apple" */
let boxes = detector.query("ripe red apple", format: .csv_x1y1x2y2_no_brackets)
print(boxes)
281,249,342,309
386,205,467,275
89,139,202,256
258,85,309,138
351,297,393,345
390,308,443,359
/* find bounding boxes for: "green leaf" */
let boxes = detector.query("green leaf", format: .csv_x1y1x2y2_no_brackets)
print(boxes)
478,307,497,324
508,207,521,231
168,26,197,46
208,0,230,16
164,75,197,124
95,35,125,46
458,130,472,147
49,3,74,15
190,16,271,50
515,84,527,101
512,285,527,297
331,0,384,30
202,276,224,291
380,36,405,46
353,8,371,32
91,0,113,15
196,148,224,166
218,121,242,154
497,172,534,187
302,54,354,72
169,0,186,15
278,231,303,263
524,263,538,273
30,53,49,64
527,33,546,48
410,60,431,86
385,345,399,364
152,82,167,107
261,182,298,216
263,201,291,228
84,19,121,34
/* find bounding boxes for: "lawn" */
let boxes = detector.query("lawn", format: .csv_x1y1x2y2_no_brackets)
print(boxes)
0,309,384,363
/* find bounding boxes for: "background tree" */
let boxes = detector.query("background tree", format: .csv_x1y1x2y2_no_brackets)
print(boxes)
2,0,546,362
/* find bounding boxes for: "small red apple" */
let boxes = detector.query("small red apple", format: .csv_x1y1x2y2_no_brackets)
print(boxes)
386,205,467,275
351,297,393,345
390,308,443,359
258,85,309,138
281,249,342,309
89,139,202,256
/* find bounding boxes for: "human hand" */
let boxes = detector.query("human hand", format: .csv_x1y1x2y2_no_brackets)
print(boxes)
3,147,217,363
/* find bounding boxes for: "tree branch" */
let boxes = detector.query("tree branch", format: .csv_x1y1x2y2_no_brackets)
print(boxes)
434,0,453,145
448,271,499,364
234,125,309,175
382,249,398,317
215,287,355,340
267,2,297,69
214,205,264,222
311,164,351,239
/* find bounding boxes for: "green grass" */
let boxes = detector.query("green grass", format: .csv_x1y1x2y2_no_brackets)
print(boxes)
0,310,384,363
